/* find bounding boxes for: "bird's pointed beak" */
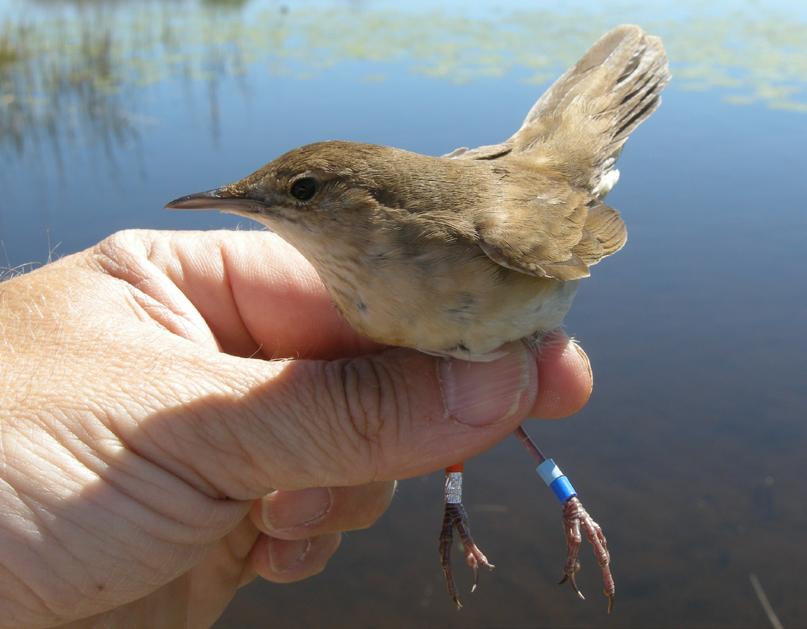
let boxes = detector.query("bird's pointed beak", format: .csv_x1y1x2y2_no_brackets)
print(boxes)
165,186,266,213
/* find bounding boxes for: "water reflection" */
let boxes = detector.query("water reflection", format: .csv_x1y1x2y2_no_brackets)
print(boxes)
0,0,805,159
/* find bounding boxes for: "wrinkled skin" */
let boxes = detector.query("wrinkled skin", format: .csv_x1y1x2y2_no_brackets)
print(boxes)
0,230,592,628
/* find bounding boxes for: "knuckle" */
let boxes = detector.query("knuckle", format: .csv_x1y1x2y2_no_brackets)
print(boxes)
351,483,395,530
308,550,331,576
321,355,412,476
90,230,152,280
299,536,340,579
352,509,381,532
336,356,386,443
95,229,147,258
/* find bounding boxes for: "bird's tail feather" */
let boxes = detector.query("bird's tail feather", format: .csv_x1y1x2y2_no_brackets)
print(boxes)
512,25,670,196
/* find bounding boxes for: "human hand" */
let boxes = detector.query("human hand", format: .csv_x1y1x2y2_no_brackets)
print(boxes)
0,229,592,628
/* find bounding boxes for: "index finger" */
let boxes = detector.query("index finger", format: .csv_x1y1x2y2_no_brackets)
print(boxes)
131,229,381,359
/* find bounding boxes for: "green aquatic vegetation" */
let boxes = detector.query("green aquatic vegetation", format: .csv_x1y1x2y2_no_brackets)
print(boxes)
0,39,17,67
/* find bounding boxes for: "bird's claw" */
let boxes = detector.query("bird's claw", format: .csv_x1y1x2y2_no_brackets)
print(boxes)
559,566,585,600
439,501,494,609
560,496,615,613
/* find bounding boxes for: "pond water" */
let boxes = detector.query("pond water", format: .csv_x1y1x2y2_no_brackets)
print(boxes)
1,1,806,627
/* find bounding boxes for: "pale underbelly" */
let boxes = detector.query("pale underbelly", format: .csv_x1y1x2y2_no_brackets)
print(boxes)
324,257,579,361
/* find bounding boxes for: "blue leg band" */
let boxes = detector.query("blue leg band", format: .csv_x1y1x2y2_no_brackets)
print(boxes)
536,459,577,504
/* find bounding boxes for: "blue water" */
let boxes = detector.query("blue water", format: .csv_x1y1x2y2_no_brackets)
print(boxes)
1,1,806,627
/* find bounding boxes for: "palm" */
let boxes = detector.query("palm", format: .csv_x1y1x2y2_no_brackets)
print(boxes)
61,518,258,628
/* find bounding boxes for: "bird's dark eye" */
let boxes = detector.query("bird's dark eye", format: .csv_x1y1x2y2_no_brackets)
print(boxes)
290,177,318,202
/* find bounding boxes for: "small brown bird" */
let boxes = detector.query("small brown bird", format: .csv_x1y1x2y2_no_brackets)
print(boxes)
168,24,669,611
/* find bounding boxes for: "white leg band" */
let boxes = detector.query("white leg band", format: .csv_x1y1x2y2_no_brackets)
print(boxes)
445,472,463,504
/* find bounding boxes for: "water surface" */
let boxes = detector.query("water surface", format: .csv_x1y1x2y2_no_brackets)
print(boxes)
1,1,806,627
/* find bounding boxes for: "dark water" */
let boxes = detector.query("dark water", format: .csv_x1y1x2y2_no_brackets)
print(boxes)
2,1,806,627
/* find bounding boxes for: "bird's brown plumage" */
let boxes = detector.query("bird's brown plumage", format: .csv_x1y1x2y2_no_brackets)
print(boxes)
449,24,668,281
167,24,670,359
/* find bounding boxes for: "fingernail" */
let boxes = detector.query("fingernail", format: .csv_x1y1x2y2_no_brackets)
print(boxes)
268,538,312,573
262,488,332,531
572,341,593,385
439,343,537,426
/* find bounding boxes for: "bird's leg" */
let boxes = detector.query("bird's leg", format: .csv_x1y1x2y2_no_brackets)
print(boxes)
560,496,614,612
439,462,495,609
514,425,615,613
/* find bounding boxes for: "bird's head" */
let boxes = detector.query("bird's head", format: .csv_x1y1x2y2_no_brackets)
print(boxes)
166,141,415,241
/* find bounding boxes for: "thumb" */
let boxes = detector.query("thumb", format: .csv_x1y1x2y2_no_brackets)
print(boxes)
182,343,537,496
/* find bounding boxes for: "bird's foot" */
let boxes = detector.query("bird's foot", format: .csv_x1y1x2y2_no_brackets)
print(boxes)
439,501,495,609
560,496,615,613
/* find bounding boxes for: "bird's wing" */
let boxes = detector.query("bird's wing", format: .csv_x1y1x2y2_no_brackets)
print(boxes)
474,178,627,281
